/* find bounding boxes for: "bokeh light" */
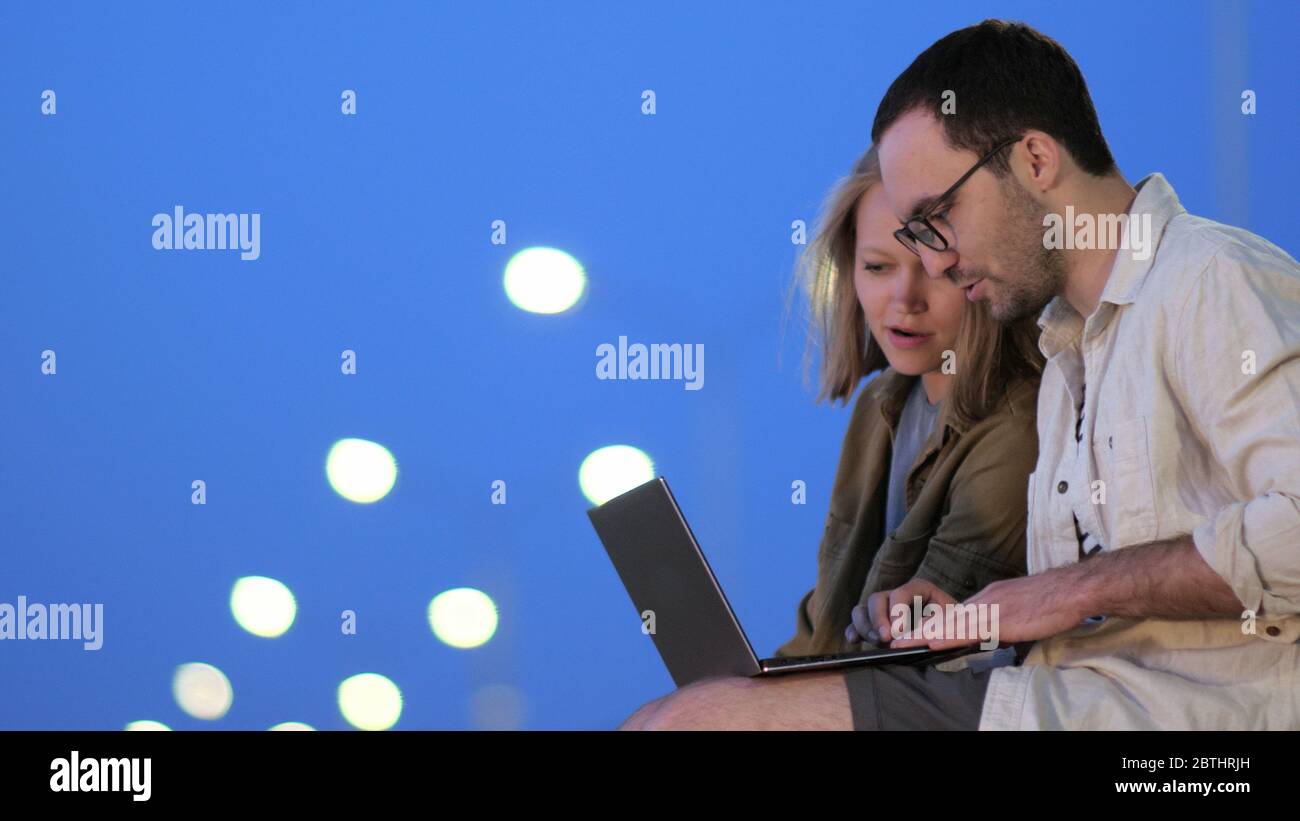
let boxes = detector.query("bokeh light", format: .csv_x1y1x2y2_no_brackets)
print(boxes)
578,445,655,505
326,438,398,503
269,721,315,731
338,673,402,731
502,246,586,314
230,575,297,638
172,662,233,721
427,587,498,649
125,720,171,731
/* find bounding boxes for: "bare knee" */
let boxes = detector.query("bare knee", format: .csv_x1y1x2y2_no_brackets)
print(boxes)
618,696,667,730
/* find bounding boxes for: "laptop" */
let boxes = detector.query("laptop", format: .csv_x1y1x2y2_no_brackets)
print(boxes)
587,475,972,687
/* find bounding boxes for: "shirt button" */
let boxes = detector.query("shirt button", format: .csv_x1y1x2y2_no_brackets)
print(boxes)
1267,626,1281,637
1057,481,1069,494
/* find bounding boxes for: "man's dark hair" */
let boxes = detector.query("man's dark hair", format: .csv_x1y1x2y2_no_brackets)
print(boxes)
871,19,1117,177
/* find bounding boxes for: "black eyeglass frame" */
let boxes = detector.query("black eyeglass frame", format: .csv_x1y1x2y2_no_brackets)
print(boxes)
893,134,1024,256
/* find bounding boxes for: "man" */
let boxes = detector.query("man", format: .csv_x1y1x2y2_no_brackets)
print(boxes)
620,19,1300,730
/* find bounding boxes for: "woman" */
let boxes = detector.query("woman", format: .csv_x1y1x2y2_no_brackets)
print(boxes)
774,145,1044,658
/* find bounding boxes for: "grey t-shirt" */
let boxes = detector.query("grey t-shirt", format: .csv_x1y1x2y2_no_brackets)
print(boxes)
884,380,941,539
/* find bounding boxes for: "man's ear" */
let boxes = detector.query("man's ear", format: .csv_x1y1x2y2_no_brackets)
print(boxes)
1017,130,1062,194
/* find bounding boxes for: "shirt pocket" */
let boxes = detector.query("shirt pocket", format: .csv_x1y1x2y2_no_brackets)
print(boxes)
1097,415,1158,546
816,510,855,563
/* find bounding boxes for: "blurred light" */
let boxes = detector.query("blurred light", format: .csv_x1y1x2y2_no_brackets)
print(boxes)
469,684,527,730
338,673,402,731
503,246,586,314
230,576,297,638
173,662,233,721
578,445,655,505
326,438,397,503
428,587,498,649
125,720,171,731
269,722,315,731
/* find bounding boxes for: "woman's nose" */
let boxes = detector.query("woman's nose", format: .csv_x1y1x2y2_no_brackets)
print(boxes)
892,267,928,309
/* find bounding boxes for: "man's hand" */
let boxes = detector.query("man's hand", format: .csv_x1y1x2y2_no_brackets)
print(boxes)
850,577,956,645
887,535,1245,650
889,572,1089,649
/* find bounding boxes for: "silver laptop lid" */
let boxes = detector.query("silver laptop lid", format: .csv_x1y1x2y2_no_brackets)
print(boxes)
587,476,762,687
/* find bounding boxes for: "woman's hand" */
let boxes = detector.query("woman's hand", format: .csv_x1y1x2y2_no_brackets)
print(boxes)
845,577,958,645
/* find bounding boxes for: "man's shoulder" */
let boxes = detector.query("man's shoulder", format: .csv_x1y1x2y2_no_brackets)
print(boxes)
1150,212,1300,307
1123,211,1294,332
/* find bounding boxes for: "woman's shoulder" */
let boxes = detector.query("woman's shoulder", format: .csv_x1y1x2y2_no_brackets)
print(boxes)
848,367,914,417
1001,374,1041,421
970,374,1040,431
958,374,1042,457
830,368,912,467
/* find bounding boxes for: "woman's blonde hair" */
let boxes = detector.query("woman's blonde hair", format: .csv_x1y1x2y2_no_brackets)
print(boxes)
785,144,1044,427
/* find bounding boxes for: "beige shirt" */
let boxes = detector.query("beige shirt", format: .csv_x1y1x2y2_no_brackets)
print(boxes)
978,173,1300,730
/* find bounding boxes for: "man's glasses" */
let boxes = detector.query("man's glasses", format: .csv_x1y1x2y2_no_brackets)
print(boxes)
893,135,1023,256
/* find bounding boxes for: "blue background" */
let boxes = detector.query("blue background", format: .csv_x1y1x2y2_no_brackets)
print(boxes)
1,0,1296,729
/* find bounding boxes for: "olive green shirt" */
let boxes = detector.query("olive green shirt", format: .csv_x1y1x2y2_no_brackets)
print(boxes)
774,368,1040,658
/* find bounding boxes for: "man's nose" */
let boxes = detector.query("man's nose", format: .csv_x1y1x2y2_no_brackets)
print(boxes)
917,244,958,280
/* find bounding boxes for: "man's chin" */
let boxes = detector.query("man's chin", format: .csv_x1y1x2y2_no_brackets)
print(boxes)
989,291,1049,324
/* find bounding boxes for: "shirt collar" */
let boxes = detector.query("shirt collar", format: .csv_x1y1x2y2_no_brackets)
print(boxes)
873,368,969,436
1036,172,1187,358
1096,172,1186,307
1036,295,1083,359
874,368,916,425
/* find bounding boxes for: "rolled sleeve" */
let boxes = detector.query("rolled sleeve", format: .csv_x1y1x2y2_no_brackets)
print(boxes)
1193,493,1300,615
1175,243,1300,616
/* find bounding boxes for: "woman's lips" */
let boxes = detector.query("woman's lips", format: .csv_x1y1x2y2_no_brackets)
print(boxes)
887,328,933,349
